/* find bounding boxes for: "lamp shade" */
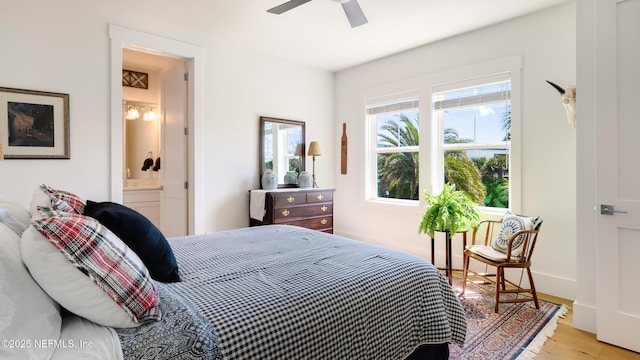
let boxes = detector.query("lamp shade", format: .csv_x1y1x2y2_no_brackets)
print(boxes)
308,141,322,156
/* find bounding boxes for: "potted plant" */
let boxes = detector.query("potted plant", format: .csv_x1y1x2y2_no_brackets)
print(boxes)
418,183,481,238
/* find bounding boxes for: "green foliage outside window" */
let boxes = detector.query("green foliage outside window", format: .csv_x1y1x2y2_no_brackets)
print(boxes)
376,112,509,208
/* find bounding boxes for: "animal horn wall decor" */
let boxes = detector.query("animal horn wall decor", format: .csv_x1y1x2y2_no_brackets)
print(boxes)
546,80,576,128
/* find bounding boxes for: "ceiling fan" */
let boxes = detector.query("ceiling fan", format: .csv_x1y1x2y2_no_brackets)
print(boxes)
267,0,368,28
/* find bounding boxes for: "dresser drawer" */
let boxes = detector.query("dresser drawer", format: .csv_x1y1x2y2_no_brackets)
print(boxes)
272,193,307,207
306,191,333,203
250,188,335,234
283,216,333,231
273,203,333,221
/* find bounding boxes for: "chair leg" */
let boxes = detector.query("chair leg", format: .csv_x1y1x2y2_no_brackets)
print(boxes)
526,267,540,309
461,254,469,295
500,268,506,291
494,267,501,313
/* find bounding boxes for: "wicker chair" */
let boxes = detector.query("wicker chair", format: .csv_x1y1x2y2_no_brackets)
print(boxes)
461,215,543,313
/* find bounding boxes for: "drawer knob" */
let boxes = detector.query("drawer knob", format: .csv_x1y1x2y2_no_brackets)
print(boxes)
287,196,295,203
321,205,328,212
282,209,290,217
321,218,328,225
316,194,324,200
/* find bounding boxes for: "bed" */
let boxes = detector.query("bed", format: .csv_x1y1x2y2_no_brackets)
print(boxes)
0,185,466,360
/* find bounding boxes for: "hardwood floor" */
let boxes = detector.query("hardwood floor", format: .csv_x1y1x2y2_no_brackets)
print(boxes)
535,293,640,360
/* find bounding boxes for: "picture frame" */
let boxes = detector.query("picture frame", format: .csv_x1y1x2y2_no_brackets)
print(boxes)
0,87,70,159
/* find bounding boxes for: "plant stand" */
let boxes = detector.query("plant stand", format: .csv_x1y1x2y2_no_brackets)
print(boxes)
431,230,467,286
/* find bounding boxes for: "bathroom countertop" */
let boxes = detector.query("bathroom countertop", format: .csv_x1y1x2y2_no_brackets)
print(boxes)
123,185,163,191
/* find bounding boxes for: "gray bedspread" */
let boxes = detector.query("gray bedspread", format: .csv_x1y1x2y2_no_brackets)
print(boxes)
118,225,466,359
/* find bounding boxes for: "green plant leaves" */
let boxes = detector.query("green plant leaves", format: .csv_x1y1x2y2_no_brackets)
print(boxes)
418,183,480,238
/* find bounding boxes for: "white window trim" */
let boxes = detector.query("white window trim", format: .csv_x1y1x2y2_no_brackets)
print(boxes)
423,55,522,213
361,55,522,215
364,87,421,204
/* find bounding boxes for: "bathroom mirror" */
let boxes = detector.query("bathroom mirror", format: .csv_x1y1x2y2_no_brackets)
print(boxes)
124,100,160,183
259,116,305,188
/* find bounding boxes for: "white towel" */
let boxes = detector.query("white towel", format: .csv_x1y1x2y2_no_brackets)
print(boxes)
250,190,268,221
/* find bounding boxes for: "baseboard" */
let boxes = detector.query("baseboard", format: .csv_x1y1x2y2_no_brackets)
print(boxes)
572,301,597,333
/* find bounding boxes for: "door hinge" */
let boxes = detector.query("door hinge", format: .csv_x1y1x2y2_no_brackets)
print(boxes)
184,181,189,189
184,127,189,136
184,72,189,81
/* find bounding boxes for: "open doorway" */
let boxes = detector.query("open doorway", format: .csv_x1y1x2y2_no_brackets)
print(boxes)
109,25,203,236
122,49,188,237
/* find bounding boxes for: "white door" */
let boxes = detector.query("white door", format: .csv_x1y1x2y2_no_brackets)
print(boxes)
160,62,188,237
595,0,640,352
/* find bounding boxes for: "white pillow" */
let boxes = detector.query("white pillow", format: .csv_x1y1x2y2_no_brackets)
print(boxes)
21,223,158,328
51,313,124,360
0,223,61,360
0,198,30,236
29,186,52,221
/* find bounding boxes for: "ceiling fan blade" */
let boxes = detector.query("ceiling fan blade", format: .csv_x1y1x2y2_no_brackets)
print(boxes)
341,0,368,28
267,0,312,14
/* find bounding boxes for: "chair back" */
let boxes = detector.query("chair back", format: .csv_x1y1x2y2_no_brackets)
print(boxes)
519,220,542,262
471,215,543,262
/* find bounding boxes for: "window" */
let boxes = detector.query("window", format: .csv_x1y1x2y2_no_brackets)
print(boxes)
364,56,521,211
367,96,420,201
432,73,512,209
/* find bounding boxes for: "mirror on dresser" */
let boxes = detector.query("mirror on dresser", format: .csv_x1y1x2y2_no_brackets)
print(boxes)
259,116,305,188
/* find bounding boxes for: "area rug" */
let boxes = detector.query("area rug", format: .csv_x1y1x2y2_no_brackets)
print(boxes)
449,278,568,360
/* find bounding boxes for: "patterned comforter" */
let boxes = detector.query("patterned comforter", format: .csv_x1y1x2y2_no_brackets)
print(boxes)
117,225,466,359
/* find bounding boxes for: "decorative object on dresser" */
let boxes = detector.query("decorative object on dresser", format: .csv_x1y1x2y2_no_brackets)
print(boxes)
284,170,298,185
298,170,312,188
261,169,278,190
307,141,322,188
249,188,335,233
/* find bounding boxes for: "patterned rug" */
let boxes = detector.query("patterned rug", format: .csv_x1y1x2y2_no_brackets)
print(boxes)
449,278,568,360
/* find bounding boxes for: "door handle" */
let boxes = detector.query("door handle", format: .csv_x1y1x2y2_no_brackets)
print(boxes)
600,204,628,215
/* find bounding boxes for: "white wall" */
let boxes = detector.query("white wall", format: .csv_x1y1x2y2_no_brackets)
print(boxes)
334,3,577,300
0,0,335,233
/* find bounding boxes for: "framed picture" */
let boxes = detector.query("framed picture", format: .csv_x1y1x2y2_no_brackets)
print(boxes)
0,87,70,159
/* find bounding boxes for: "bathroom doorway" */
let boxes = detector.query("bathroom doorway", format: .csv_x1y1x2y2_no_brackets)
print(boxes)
110,25,203,236
122,49,188,237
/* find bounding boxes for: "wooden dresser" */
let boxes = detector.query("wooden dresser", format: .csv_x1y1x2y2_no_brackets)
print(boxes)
250,188,335,233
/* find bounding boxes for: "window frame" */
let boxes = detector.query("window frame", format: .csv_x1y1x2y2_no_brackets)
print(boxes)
432,76,512,212
363,56,522,215
424,56,522,214
365,92,421,204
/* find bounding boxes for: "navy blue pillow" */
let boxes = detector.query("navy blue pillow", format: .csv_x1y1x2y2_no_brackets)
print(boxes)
83,200,181,283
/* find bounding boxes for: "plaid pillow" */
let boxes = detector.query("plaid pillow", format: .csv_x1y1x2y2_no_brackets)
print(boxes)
40,184,86,214
33,209,160,324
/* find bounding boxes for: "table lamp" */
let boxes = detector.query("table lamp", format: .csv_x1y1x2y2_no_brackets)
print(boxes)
307,141,322,188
